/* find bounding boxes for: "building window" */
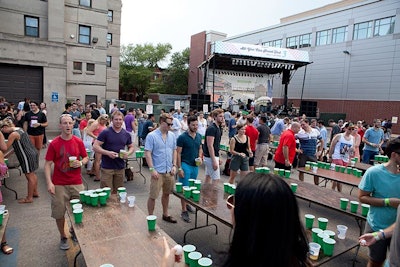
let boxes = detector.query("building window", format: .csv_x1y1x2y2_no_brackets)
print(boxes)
332,26,347,44
25,16,39,37
79,25,91,45
106,56,112,67
286,36,298,49
79,0,91,7
108,10,113,22
299,33,311,48
316,29,331,46
86,63,95,72
264,39,282,48
73,61,82,73
353,21,373,40
107,33,112,45
374,16,395,37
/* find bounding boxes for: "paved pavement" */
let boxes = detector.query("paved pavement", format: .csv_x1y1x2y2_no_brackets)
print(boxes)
0,131,369,267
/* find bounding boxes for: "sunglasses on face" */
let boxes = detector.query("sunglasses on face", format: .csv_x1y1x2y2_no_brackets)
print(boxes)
226,194,235,210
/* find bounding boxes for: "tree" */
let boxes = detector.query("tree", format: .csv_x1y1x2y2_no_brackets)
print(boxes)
161,48,190,95
120,43,172,68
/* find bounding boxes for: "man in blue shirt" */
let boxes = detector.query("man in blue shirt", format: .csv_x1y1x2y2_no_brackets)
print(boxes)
362,119,384,164
177,116,203,223
145,113,178,223
271,117,289,141
359,138,400,267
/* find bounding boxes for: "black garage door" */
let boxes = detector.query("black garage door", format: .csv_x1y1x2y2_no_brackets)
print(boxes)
0,63,43,106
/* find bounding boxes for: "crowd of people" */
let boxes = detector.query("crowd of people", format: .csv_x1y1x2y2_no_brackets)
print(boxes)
0,95,399,266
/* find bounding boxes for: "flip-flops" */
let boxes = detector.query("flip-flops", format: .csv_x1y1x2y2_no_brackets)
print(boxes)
18,198,33,204
1,242,13,255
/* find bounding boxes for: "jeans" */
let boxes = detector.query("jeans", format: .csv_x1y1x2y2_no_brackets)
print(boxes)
362,149,378,164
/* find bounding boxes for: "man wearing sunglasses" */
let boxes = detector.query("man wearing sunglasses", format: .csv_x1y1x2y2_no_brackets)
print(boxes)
145,113,178,223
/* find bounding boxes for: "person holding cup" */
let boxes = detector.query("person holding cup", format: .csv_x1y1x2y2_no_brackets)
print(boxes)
93,111,134,194
0,118,39,203
44,114,89,250
176,116,203,223
358,138,400,267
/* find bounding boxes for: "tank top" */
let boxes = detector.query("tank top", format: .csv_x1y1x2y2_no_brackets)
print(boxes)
233,135,249,156
332,133,354,162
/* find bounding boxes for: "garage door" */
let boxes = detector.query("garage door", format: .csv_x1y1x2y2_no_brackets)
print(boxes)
0,63,43,106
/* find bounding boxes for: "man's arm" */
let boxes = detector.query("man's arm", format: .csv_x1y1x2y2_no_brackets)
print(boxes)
44,160,55,194
93,139,118,159
282,145,291,166
359,189,400,208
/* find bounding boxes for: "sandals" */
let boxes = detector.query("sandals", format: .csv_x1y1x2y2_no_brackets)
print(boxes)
162,215,177,223
1,242,13,255
18,198,33,204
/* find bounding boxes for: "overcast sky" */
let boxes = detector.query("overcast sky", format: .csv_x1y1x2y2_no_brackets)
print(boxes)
120,0,339,55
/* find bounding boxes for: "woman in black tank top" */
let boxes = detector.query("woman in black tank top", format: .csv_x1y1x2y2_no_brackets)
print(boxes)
228,124,252,184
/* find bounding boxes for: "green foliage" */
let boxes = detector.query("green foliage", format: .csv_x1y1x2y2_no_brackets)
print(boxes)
119,44,189,100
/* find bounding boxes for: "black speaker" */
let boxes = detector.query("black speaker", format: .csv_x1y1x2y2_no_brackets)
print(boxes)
190,94,210,111
282,69,290,84
300,101,317,117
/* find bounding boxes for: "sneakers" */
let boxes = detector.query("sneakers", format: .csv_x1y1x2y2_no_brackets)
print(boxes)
181,211,191,223
59,237,70,250
186,204,195,213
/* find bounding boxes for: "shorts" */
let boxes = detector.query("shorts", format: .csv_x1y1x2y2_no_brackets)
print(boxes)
254,143,269,166
100,168,124,192
29,134,44,151
298,154,317,167
51,184,84,219
230,155,249,172
364,222,391,263
248,151,255,166
149,173,174,199
204,156,220,180
274,161,292,171
331,159,348,167
179,162,199,187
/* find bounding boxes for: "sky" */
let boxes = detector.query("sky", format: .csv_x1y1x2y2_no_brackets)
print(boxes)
120,0,339,59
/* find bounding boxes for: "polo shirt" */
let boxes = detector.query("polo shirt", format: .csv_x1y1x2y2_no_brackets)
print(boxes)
177,131,202,166
274,129,297,164
145,129,176,173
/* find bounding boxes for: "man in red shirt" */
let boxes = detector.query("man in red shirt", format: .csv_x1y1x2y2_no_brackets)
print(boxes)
274,122,301,170
245,116,259,172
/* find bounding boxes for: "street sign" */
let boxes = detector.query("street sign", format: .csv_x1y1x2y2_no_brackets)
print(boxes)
51,92,59,103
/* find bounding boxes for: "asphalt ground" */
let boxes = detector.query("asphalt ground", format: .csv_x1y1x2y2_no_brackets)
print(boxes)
0,131,369,267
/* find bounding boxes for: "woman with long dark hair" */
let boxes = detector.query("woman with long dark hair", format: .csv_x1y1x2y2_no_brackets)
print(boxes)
223,173,311,267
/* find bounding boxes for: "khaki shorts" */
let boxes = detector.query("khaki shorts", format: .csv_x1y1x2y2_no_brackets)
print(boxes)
149,173,174,199
254,143,269,166
100,168,124,193
51,184,84,219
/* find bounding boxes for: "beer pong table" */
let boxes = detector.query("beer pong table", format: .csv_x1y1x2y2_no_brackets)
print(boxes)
173,181,362,266
297,167,362,194
354,162,372,173
67,195,176,267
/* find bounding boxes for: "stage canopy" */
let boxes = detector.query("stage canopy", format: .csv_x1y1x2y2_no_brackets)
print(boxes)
198,42,312,110
199,42,312,75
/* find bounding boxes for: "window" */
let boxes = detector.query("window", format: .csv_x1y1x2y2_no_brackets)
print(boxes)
86,63,95,72
353,21,373,40
299,33,311,48
79,25,91,44
73,61,82,72
332,26,347,44
107,33,112,45
263,39,282,48
25,16,39,37
374,16,395,37
286,36,298,49
106,56,112,67
108,10,113,22
316,29,331,46
79,0,91,7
